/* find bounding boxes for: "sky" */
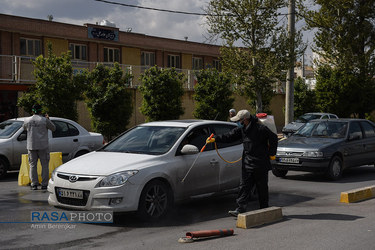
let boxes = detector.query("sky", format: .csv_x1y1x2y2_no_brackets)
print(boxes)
2,0,315,64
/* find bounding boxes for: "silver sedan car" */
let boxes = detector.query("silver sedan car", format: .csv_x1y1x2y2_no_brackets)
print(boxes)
0,117,104,178
48,120,243,221
282,112,339,137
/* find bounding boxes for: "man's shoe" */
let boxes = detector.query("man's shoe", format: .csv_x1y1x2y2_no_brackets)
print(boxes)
228,208,244,217
31,185,38,190
41,186,47,190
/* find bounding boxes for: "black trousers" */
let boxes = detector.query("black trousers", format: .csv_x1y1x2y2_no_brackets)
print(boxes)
236,167,269,210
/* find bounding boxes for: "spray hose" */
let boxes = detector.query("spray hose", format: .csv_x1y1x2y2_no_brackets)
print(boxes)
213,142,242,164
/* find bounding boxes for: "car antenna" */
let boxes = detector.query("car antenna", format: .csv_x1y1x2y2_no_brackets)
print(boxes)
214,113,219,120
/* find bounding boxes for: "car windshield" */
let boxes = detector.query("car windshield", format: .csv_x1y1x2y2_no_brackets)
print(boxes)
294,121,348,138
0,120,23,139
101,126,186,155
295,114,322,123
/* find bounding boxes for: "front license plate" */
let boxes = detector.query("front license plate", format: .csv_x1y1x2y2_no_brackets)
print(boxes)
279,157,299,164
58,188,83,199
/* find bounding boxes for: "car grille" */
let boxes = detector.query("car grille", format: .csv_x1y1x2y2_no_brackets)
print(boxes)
277,151,304,157
57,173,98,182
55,187,90,206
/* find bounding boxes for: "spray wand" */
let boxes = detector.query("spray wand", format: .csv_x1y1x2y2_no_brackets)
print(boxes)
181,133,214,183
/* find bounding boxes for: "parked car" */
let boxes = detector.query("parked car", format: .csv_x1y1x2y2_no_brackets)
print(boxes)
0,117,104,178
282,112,338,137
48,120,243,220
272,118,375,180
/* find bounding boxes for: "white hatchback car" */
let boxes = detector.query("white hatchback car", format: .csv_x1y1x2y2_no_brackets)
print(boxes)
48,120,243,220
0,117,104,178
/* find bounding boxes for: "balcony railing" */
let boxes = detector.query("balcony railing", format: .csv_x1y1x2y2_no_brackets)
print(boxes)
0,55,285,93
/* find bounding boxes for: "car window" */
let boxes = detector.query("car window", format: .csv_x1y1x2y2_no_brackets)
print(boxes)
348,122,363,140
102,126,185,155
52,121,79,138
295,121,347,138
0,120,22,139
295,122,316,136
212,124,241,149
312,122,330,136
329,115,338,119
178,126,212,152
321,115,329,119
360,121,375,138
296,114,321,123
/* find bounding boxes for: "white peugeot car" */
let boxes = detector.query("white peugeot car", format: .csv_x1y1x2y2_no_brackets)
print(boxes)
48,120,243,220
0,117,104,178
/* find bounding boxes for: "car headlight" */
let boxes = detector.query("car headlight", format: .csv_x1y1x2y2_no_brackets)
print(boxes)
51,170,57,182
99,170,138,187
302,151,323,157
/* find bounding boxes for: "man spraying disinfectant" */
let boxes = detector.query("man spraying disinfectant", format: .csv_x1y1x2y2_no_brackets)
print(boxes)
206,110,278,217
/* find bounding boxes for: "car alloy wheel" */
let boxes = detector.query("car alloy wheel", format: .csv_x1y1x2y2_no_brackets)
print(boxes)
327,155,343,180
138,180,172,220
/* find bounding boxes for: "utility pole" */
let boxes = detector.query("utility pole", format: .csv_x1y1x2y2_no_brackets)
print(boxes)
285,0,295,125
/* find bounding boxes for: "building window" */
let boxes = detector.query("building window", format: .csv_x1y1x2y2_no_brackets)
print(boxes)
141,52,155,67
20,38,41,56
167,54,181,68
104,47,120,62
192,57,203,70
69,44,87,60
213,60,222,71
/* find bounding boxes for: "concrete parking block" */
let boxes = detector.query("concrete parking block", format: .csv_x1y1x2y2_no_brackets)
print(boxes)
236,206,283,229
340,185,375,203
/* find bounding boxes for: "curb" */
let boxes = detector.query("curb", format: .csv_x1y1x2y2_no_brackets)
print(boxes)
236,206,283,229
340,185,375,203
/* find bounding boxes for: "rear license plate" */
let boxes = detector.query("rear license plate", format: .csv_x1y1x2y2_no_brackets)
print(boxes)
279,157,299,164
58,188,83,199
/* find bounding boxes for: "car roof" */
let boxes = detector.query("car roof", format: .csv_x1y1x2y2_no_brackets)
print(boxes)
304,112,337,116
8,117,76,123
140,119,236,128
310,118,370,122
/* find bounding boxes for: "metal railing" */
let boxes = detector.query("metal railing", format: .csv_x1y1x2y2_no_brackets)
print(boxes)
0,55,285,93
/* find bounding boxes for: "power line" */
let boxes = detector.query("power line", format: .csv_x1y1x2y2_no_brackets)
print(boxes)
94,0,291,17
95,0,210,16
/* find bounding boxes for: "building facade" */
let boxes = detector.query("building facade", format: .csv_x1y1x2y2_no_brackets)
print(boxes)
0,13,289,131
0,14,223,120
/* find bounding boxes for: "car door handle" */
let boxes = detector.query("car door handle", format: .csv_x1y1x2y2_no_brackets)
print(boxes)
210,159,218,165
73,139,78,142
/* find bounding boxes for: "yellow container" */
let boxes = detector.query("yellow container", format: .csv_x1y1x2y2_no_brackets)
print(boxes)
18,152,63,186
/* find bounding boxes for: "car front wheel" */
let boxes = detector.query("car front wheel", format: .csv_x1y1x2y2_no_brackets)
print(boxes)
137,180,172,221
272,167,288,178
327,155,343,180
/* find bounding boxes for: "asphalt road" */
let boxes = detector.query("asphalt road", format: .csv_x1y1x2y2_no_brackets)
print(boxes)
1,166,375,250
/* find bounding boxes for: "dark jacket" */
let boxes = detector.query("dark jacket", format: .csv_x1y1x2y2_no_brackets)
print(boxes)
215,116,278,170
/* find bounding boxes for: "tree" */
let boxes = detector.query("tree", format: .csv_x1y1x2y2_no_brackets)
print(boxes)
305,0,375,118
84,63,133,140
139,66,185,122
205,0,305,113
294,77,317,117
314,65,356,117
18,43,84,120
193,68,234,120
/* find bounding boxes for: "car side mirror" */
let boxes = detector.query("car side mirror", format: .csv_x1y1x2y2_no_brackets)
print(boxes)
18,133,27,141
180,144,199,155
348,134,361,141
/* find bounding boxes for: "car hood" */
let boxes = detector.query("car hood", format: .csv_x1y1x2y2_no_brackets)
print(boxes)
278,136,344,151
282,122,304,132
55,151,162,176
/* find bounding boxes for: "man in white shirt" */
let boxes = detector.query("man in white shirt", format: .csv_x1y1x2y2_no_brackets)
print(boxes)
23,104,56,190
